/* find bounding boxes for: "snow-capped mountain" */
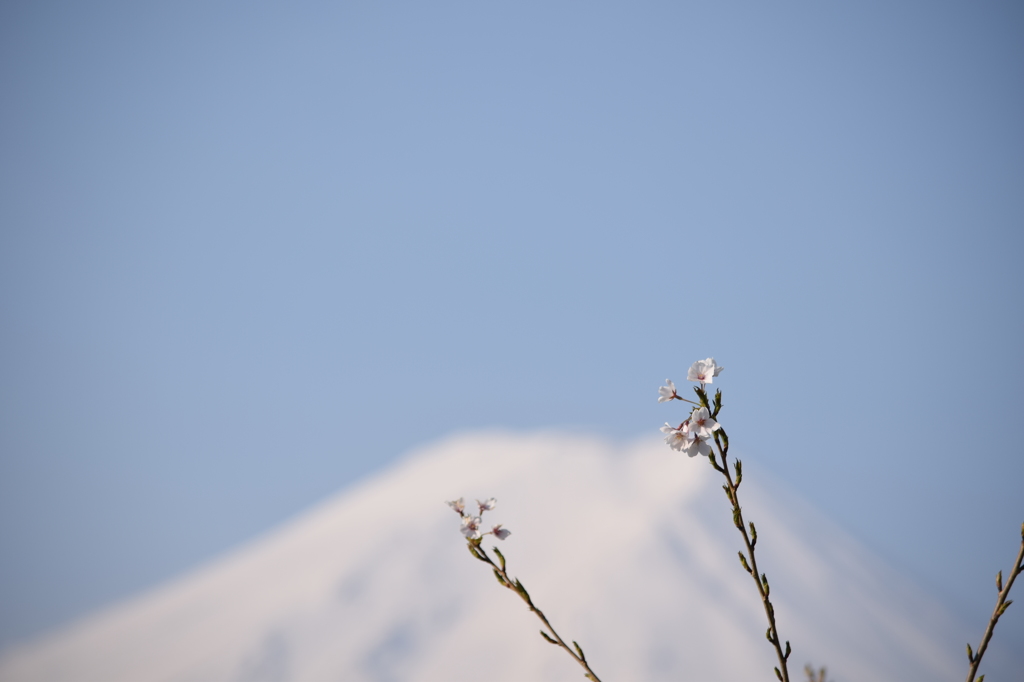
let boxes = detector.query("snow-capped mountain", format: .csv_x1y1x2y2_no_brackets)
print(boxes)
0,432,980,681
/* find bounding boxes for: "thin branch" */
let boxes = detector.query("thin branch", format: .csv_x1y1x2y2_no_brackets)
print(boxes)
702,387,791,682
468,541,603,682
966,523,1024,682
803,664,829,682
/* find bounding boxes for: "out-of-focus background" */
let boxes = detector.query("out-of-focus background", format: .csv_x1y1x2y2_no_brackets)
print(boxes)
1,0,1021,670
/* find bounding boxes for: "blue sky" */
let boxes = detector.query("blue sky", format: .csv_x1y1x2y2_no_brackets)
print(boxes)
1,0,1022,664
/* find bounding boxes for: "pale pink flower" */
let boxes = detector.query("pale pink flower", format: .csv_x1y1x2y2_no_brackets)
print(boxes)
688,406,721,439
686,358,724,384
680,433,713,458
446,498,466,515
477,497,497,514
661,422,690,451
491,524,511,540
658,379,678,403
460,515,482,539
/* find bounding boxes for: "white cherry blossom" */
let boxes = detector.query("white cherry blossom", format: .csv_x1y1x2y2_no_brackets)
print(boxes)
658,379,678,403
686,358,724,384
460,515,483,539
477,497,497,514
688,406,721,439
680,432,713,458
446,498,466,515
661,422,690,451
491,524,511,540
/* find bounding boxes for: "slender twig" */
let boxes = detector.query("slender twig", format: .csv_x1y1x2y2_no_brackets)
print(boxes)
468,540,603,682
804,664,829,682
965,523,1024,682
701,386,792,682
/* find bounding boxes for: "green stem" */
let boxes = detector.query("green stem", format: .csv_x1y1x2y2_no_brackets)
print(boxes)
470,542,604,682
966,524,1024,682
713,428,791,682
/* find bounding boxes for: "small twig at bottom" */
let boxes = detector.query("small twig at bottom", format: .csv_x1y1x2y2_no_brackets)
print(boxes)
965,522,1024,682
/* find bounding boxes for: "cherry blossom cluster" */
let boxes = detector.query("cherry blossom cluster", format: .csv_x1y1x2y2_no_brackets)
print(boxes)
446,496,511,541
658,357,724,457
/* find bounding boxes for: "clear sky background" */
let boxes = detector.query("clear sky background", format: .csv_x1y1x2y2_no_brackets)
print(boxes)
1,0,1022,663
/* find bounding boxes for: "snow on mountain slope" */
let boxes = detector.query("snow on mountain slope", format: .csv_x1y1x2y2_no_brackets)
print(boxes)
0,431,976,681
